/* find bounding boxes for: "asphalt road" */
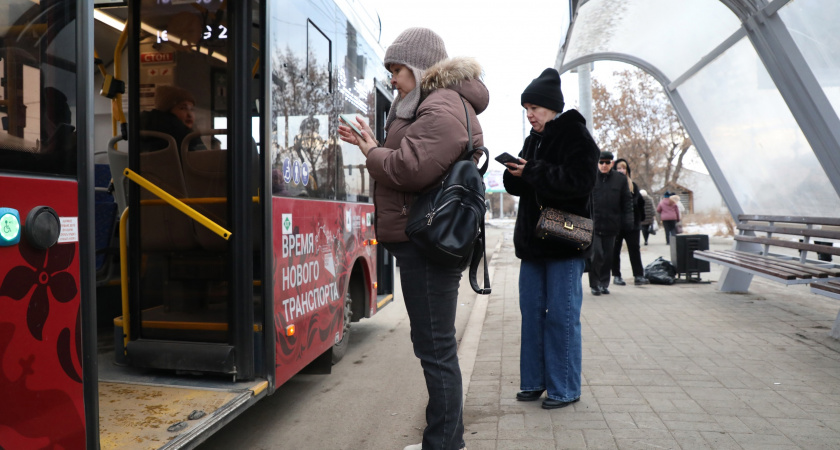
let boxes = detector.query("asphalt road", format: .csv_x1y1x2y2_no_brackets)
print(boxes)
197,226,507,450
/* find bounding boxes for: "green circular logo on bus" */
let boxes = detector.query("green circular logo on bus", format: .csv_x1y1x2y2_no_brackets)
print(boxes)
1,213,20,242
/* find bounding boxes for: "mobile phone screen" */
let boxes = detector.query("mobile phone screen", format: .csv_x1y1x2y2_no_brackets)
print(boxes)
495,152,519,164
339,114,363,136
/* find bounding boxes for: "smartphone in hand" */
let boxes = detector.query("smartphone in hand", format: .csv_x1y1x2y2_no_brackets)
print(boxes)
495,152,519,165
339,114,364,137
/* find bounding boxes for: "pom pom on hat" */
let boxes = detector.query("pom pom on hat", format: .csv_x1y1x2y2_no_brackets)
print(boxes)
155,85,195,112
521,68,564,112
384,27,448,71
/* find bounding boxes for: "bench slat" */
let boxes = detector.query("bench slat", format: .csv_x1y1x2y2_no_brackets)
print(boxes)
734,235,840,256
716,250,815,278
812,282,840,295
737,224,840,242
738,215,840,227
718,249,838,277
694,250,798,280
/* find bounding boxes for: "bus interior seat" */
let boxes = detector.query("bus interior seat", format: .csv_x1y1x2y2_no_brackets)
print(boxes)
181,130,261,251
94,164,118,276
139,130,199,251
107,143,129,215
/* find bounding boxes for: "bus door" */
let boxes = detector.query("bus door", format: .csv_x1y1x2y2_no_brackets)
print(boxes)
0,1,92,447
374,82,394,299
117,0,263,380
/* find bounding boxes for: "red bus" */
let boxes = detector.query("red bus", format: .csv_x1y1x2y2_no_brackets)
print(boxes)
0,0,394,448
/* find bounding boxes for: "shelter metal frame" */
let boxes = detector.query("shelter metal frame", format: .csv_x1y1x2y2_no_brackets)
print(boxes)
557,0,840,292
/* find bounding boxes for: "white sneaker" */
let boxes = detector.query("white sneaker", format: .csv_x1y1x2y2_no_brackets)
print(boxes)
403,445,422,450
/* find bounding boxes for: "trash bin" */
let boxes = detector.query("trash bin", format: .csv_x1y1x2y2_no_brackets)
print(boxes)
670,234,710,281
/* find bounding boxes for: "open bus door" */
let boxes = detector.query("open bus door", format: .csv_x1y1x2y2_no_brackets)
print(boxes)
111,0,263,381
90,1,270,448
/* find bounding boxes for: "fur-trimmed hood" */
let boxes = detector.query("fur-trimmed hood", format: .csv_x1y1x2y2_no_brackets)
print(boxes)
421,57,489,114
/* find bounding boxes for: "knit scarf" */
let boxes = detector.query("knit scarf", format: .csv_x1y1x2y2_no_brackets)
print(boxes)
385,66,425,129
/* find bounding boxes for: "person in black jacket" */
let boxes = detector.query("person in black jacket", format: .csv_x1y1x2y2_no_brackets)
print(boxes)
611,158,649,286
588,151,633,295
140,85,205,152
503,68,599,410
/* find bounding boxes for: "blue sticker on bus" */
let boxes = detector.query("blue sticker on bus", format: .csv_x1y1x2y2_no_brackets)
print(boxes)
302,163,310,186
283,158,292,183
293,161,301,185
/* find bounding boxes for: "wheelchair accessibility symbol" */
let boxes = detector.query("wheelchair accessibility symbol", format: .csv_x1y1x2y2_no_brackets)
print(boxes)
282,158,292,183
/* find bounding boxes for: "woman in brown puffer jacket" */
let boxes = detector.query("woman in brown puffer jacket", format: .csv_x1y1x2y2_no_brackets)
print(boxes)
339,27,488,450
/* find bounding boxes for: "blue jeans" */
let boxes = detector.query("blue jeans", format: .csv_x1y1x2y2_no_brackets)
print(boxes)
384,241,465,450
519,257,585,402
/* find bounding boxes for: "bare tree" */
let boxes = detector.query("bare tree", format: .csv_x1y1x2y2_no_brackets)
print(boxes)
591,68,691,195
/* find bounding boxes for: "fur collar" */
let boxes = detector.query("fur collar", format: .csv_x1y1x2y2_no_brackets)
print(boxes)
421,57,483,94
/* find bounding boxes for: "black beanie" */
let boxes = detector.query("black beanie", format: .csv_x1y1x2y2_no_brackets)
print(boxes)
521,68,564,112
600,150,614,160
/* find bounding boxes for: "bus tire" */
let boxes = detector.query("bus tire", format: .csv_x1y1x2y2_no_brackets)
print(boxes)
331,291,353,364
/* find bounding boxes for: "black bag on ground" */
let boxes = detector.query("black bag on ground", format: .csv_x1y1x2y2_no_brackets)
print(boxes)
405,97,491,295
644,257,677,285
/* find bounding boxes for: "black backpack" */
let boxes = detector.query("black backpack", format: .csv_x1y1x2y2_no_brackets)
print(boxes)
405,97,491,295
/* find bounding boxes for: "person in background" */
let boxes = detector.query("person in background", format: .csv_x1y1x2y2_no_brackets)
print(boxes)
503,68,598,410
670,194,686,233
140,85,205,152
611,159,649,286
338,27,488,450
589,151,633,296
657,191,680,244
639,189,655,245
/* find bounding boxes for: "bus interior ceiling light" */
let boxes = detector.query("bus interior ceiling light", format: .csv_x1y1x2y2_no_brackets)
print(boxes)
93,10,227,63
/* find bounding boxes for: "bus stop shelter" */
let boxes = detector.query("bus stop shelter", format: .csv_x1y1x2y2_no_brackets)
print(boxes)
557,0,840,291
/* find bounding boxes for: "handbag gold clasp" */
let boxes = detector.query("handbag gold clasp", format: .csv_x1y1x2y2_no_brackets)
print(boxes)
563,222,574,231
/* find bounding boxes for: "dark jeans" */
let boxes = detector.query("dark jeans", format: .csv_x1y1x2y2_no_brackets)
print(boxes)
662,220,678,244
384,241,465,450
612,228,644,278
519,258,585,401
641,224,651,244
588,234,616,288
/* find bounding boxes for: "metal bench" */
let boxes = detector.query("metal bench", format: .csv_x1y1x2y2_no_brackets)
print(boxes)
693,215,840,289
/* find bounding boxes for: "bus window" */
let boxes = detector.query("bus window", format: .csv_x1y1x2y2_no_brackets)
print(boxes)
271,19,334,199
336,22,377,203
1,7,77,177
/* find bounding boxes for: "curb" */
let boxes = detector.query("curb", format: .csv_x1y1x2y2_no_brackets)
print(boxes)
458,235,504,403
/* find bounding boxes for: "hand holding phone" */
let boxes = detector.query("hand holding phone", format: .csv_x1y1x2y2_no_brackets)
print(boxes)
495,152,520,165
339,114,364,137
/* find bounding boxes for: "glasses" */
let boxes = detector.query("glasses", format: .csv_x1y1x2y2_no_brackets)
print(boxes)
598,160,612,165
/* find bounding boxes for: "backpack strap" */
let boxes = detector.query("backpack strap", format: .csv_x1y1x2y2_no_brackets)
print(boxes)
458,96,491,295
459,96,489,176
469,219,491,295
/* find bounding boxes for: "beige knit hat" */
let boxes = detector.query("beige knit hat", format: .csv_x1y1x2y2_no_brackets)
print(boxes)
154,85,195,112
384,27,448,71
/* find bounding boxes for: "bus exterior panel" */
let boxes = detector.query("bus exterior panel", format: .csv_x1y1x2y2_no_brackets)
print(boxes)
0,176,85,449
272,198,376,385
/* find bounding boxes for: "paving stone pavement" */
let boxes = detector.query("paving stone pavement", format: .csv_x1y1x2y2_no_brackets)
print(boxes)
464,231,840,449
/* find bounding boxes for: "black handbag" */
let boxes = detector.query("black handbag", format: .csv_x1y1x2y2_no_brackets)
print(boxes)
405,97,491,294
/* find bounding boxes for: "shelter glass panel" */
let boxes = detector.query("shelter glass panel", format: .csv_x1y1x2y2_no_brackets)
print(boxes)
778,0,840,117
678,38,840,217
563,0,740,80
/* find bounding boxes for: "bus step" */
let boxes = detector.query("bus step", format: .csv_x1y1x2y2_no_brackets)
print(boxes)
126,339,236,375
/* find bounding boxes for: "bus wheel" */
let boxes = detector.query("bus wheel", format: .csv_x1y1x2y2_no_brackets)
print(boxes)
331,291,353,364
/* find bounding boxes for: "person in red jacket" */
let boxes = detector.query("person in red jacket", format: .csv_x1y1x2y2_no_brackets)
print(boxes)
656,191,681,244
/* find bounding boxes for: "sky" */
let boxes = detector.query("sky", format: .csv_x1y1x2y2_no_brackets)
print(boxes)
364,0,572,173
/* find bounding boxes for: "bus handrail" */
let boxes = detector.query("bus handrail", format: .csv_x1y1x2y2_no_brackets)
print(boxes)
123,168,232,240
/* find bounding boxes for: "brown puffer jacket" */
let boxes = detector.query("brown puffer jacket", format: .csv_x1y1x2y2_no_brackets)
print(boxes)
366,57,489,243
